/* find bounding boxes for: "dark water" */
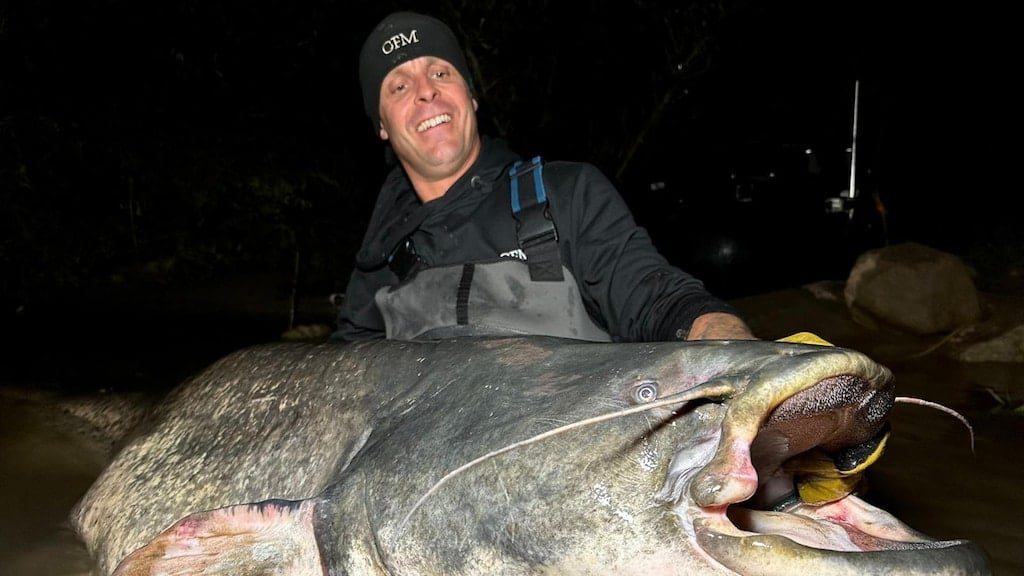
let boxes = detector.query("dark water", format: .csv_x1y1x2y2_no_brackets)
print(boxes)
868,358,1024,575
1,287,1021,575
0,396,101,576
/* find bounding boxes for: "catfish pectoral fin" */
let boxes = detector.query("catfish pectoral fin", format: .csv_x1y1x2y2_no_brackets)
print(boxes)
112,499,323,576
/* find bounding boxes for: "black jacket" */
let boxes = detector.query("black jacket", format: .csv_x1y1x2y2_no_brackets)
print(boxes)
335,136,740,342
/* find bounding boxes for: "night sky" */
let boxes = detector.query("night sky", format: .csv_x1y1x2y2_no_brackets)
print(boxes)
2,1,1019,311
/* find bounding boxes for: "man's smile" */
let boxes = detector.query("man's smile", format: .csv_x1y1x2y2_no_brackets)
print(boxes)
417,114,452,132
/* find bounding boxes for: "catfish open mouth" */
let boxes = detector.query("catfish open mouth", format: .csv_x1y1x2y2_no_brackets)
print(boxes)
681,361,992,576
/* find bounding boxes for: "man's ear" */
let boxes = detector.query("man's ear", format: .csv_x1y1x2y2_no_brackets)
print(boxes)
379,126,389,141
472,98,479,112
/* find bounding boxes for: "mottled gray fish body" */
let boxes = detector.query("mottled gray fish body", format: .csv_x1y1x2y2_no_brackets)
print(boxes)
72,336,991,575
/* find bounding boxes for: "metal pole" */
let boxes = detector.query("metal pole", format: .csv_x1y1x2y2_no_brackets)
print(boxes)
848,80,859,202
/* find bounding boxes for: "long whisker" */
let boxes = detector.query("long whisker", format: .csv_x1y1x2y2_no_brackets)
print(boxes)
895,396,975,453
391,379,737,544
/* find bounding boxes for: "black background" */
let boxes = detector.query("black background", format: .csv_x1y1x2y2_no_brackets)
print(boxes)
2,0,1018,333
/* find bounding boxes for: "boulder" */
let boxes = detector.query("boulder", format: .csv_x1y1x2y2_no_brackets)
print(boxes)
844,242,981,335
956,325,1024,363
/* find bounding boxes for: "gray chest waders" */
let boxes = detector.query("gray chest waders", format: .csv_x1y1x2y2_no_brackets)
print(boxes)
375,157,612,342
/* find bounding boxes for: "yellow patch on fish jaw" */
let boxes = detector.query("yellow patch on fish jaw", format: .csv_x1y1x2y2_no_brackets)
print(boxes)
786,427,890,504
776,332,835,347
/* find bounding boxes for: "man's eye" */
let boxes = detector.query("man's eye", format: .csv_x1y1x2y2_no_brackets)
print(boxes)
433,70,450,79
392,83,408,93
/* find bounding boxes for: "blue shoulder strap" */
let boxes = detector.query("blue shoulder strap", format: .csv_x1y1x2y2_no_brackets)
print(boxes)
509,156,564,281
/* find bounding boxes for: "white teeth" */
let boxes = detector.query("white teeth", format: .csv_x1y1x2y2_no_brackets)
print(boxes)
417,114,452,132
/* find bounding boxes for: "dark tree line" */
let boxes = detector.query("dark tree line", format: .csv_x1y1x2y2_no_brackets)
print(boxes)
2,0,1016,314
1,0,755,305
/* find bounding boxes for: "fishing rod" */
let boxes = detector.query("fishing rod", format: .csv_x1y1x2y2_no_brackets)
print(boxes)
847,79,859,217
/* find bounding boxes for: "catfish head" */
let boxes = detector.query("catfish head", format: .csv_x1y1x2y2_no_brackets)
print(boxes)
370,338,991,575
640,340,990,575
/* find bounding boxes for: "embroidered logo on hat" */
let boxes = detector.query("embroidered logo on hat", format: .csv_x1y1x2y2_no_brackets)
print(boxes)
382,31,419,55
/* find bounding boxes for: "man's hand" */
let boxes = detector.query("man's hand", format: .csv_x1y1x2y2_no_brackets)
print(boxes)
685,312,757,341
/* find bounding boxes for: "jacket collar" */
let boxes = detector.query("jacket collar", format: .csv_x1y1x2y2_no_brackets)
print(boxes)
355,136,520,270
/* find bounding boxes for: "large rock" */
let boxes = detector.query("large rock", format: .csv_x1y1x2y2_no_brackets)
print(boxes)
844,242,981,335
956,325,1024,362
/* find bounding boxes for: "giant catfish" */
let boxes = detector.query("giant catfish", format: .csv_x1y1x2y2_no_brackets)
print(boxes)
71,336,992,575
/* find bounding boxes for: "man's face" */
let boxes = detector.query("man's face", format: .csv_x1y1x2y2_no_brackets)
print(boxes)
378,56,480,195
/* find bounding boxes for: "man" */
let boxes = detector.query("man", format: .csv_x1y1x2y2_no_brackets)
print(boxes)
335,11,754,343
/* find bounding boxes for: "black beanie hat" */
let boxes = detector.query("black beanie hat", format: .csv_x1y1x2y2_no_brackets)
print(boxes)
359,11,474,131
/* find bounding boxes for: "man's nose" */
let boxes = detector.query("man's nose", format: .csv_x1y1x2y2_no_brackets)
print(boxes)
413,77,438,102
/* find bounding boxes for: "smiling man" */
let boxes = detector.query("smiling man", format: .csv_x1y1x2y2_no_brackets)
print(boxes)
335,11,754,343
377,53,480,201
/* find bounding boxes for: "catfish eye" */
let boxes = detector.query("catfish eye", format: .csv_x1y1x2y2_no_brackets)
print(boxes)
631,379,659,404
